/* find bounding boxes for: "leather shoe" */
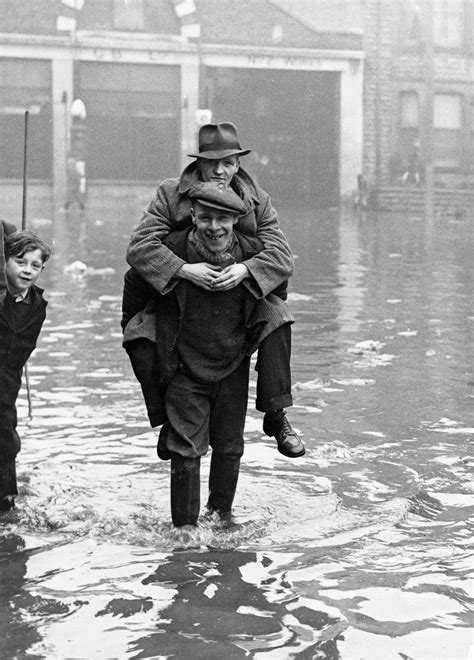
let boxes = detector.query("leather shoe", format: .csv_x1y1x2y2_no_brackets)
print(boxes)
263,412,305,458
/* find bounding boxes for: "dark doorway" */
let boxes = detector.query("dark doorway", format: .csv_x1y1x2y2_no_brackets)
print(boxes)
77,62,180,182
204,68,340,207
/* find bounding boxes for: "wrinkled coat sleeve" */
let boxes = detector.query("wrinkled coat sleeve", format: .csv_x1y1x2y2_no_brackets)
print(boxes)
126,181,188,295
240,190,294,298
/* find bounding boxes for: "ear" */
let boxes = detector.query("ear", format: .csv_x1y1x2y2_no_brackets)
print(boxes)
232,215,239,225
190,206,197,225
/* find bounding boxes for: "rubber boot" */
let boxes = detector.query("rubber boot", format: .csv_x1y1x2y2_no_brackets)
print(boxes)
207,453,241,520
170,455,201,528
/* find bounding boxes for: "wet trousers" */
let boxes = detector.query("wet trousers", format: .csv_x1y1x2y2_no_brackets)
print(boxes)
126,322,293,428
164,358,250,527
0,403,20,500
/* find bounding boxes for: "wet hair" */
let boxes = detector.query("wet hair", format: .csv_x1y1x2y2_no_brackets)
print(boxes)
5,230,52,263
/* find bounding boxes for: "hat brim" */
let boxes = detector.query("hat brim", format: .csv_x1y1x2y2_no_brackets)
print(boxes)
193,199,242,213
188,148,252,160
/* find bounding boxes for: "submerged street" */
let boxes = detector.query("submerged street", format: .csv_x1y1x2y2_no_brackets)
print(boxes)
0,198,472,659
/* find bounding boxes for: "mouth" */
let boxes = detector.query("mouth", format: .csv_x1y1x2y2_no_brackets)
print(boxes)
207,234,225,241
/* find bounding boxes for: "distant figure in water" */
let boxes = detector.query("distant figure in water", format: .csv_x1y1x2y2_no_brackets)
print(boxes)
402,141,424,185
122,183,293,534
0,227,51,512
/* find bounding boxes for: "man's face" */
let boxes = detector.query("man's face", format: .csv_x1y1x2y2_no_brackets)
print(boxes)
197,155,240,186
6,248,44,296
191,202,238,253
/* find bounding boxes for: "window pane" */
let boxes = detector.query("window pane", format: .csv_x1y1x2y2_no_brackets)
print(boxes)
434,94,461,129
434,0,463,47
113,0,144,31
434,94,462,167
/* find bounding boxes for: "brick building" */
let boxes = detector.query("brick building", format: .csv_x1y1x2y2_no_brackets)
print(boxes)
0,0,364,211
1,1,471,213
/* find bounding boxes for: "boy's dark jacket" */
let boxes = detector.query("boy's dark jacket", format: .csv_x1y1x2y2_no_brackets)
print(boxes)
0,285,47,406
0,220,17,310
122,227,293,388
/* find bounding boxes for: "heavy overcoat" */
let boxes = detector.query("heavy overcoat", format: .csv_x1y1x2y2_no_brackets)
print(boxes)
126,163,294,297
123,228,293,390
0,286,47,462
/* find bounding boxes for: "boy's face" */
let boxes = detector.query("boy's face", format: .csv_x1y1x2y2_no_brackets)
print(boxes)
191,202,238,253
6,248,45,296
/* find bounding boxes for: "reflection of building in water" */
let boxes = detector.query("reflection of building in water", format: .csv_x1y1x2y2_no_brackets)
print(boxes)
336,210,366,334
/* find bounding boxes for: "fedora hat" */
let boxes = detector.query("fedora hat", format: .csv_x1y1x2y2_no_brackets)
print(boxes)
188,122,251,160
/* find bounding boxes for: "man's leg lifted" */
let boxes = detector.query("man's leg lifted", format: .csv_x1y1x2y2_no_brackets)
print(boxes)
256,323,305,458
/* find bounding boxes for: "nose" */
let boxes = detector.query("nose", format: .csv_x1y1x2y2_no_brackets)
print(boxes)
209,218,220,231
213,160,224,174
22,262,33,274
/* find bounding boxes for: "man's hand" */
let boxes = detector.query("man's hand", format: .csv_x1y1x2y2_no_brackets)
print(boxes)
176,263,222,290
209,263,249,291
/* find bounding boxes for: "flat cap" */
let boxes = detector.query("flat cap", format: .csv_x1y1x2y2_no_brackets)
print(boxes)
189,182,247,214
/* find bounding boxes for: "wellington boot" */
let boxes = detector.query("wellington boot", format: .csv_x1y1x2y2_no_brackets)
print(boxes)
170,455,201,527
207,453,240,518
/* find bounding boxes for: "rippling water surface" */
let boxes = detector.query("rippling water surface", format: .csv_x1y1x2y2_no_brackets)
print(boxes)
0,200,472,659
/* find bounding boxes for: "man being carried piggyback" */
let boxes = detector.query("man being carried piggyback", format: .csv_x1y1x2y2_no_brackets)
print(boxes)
0,225,51,512
126,122,305,459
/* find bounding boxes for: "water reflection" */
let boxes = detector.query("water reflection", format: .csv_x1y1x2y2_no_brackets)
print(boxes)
0,199,471,658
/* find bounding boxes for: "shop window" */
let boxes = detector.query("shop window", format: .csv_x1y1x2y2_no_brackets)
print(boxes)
434,94,462,168
113,0,145,31
433,0,464,48
399,0,423,48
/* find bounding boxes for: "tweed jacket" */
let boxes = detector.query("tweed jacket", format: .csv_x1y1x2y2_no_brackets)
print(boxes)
123,228,293,387
126,162,294,297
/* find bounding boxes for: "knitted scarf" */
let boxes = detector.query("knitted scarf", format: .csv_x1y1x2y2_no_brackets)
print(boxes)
188,230,237,265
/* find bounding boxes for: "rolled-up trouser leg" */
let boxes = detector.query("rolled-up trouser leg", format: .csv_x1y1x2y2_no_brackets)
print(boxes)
170,454,201,527
255,323,293,413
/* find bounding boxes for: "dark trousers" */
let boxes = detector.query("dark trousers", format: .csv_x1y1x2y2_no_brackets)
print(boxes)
165,358,250,526
125,322,293,427
164,357,250,459
0,403,21,499
255,322,293,412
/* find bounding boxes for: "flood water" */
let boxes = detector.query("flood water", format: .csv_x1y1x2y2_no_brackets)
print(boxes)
1,198,472,659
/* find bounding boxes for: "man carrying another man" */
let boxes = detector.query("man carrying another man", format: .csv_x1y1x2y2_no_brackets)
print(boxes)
125,122,304,459
124,182,294,530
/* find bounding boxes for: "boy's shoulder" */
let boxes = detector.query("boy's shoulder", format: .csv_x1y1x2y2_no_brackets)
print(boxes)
1,220,17,236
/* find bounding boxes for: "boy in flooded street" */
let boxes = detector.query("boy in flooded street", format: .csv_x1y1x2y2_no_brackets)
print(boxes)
0,228,51,512
122,183,293,536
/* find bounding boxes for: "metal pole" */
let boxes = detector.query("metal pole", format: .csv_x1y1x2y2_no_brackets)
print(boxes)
22,110,29,230
423,0,434,227
21,109,33,418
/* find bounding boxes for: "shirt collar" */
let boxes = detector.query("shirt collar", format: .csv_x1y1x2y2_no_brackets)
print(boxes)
11,289,30,303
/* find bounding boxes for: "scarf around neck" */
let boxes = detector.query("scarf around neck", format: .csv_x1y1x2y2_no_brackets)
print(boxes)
188,230,237,264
